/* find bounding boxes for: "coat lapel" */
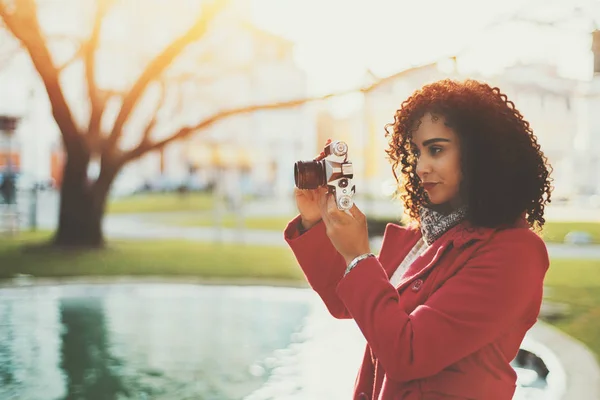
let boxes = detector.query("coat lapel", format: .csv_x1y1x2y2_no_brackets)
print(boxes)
380,226,420,279
392,222,496,292
394,240,453,292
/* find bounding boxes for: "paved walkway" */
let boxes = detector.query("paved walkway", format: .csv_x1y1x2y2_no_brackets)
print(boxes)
23,190,600,254
28,207,600,260
94,214,600,260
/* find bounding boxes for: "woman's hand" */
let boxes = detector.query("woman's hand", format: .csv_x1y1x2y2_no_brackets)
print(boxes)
294,187,328,230
318,192,371,265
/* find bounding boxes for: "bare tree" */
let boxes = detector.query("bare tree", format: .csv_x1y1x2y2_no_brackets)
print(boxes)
1,0,551,248
0,0,367,248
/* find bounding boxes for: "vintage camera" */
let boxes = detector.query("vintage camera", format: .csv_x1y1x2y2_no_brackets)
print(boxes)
294,140,355,211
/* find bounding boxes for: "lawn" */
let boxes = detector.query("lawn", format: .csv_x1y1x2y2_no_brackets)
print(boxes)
107,192,214,214
542,258,600,360
0,231,304,284
541,221,600,244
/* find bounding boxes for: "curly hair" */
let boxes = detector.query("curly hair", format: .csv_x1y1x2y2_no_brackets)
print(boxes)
385,79,553,230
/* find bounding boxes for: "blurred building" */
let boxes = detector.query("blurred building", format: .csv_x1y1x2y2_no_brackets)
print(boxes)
143,20,315,199
0,0,317,198
3,0,600,202
0,46,54,185
322,33,600,202
113,0,317,198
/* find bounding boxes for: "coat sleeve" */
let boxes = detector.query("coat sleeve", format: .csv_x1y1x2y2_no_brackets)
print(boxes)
334,229,549,382
284,215,351,319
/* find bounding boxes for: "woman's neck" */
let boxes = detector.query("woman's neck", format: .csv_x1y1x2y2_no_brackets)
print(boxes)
426,202,456,216
426,196,465,216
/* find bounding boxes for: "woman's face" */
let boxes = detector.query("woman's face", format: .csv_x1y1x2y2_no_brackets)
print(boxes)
411,112,463,208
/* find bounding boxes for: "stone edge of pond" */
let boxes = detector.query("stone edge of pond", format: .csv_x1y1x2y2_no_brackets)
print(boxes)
0,275,310,289
526,320,600,400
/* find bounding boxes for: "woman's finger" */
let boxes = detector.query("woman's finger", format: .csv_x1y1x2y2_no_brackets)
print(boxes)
317,187,329,209
317,189,333,227
345,203,364,220
326,194,353,225
326,193,339,217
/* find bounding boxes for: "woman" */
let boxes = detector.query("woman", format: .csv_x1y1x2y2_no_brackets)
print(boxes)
284,79,552,399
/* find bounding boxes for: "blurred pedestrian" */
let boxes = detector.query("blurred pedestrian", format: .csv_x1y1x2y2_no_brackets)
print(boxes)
1,171,16,205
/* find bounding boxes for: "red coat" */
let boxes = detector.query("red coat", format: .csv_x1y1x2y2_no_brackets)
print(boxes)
284,216,549,400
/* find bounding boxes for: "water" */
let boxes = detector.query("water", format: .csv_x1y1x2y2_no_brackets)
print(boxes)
0,284,335,400
0,283,550,400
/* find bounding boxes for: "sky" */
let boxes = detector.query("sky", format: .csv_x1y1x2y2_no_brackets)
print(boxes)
249,0,599,94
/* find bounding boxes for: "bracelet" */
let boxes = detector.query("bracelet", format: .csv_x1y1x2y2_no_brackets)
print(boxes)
344,253,376,276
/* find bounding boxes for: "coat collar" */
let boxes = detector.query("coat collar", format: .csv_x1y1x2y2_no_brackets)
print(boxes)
447,223,494,248
443,215,529,248
391,217,528,293
402,219,496,251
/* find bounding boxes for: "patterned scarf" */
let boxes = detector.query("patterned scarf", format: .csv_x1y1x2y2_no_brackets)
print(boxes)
419,205,467,245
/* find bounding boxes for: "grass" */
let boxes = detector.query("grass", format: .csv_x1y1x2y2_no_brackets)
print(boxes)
0,231,304,283
542,258,600,359
542,221,600,244
107,192,214,214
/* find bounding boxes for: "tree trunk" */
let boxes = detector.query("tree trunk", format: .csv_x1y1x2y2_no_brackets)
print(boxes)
53,146,118,249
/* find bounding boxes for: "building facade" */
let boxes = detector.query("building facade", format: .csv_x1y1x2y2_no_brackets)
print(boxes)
319,35,600,203
0,0,317,199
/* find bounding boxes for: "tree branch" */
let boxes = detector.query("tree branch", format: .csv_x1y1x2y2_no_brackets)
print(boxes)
0,0,81,149
46,33,85,43
138,80,168,148
166,62,252,82
100,88,127,99
86,0,116,140
57,44,84,72
122,83,374,163
105,0,226,153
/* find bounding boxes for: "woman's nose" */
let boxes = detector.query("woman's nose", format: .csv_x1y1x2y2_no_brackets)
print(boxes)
416,158,431,179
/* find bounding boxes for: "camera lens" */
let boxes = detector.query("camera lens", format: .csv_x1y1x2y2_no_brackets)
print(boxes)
294,161,325,189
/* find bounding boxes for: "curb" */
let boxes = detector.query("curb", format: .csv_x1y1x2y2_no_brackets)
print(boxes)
526,320,600,400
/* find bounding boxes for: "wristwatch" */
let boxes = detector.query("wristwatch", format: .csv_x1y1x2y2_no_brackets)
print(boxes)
344,253,376,276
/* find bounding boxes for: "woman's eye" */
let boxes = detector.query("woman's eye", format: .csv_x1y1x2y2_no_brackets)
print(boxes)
429,146,443,156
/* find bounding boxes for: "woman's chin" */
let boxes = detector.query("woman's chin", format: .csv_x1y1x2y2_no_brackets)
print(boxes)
427,197,446,206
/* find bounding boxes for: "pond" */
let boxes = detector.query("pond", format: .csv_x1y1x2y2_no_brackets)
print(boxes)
0,283,550,400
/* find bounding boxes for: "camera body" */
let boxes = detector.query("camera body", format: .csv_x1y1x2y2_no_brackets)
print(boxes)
294,140,356,211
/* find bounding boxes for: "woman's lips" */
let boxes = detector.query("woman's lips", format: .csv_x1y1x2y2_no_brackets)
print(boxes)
422,182,438,191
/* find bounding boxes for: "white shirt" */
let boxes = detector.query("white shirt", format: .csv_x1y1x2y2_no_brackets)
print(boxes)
389,238,430,287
